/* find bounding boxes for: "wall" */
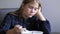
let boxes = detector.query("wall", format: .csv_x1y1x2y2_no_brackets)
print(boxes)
41,0,60,32
0,0,23,8
0,0,60,32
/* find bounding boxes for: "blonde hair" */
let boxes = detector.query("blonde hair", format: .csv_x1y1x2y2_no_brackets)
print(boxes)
11,0,41,16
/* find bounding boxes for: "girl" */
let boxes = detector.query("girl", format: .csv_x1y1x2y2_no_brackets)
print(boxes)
0,0,51,34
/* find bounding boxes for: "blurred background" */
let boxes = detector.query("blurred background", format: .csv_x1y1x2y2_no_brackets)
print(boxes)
0,0,60,34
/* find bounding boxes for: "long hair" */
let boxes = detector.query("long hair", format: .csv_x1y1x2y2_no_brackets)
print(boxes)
13,0,42,16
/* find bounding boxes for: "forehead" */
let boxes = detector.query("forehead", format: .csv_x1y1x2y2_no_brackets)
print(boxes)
25,2,39,8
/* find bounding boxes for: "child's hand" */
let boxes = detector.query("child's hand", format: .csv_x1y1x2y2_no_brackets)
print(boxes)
14,25,27,34
35,7,46,21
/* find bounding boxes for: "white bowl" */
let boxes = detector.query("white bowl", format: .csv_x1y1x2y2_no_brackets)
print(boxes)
21,31,32,34
21,31,43,34
31,31,43,34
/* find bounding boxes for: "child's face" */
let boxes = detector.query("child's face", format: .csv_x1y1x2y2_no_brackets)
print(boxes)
22,2,39,18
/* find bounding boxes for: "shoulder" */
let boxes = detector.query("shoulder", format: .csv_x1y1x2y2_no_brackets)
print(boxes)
8,11,18,16
4,11,19,19
5,11,19,18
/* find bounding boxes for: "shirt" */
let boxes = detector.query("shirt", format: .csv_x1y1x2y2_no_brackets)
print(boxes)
0,13,51,34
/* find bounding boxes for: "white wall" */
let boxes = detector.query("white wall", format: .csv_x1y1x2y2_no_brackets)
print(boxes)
41,0,60,32
0,0,23,8
0,0,60,32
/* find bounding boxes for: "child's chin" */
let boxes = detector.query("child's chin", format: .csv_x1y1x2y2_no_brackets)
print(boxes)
28,16,33,18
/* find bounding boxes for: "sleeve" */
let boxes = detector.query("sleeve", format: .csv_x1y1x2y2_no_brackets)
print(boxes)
35,19,51,34
0,13,12,34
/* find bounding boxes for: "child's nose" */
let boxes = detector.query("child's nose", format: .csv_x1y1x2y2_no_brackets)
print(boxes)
31,9,35,13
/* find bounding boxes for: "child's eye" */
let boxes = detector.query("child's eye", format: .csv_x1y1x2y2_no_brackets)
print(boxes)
34,8,38,10
28,5,38,10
